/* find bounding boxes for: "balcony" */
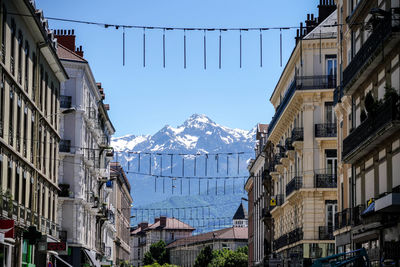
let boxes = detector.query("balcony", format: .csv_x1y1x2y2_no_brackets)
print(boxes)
273,234,288,251
286,176,302,197
262,170,271,182
60,95,72,109
342,98,400,163
353,204,365,226
333,86,343,106
59,140,71,153
374,189,400,213
315,123,337,138
334,208,352,230
288,227,303,244
59,184,71,197
342,16,398,93
268,75,337,134
285,138,294,151
291,128,303,142
315,173,337,188
318,226,334,240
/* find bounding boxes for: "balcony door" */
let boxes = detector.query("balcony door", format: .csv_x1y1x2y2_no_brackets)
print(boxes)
326,157,337,177
326,56,337,87
326,202,337,230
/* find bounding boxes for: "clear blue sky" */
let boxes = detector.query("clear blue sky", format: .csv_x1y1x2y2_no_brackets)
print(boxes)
36,0,318,136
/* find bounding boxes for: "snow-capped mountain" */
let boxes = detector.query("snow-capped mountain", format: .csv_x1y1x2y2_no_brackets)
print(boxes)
112,114,255,229
112,114,255,154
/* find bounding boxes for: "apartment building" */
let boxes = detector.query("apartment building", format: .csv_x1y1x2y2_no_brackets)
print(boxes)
130,216,194,266
0,0,68,265
246,123,268,266
267,2,338,265
244,169,255,267
333,0,400,265
110,162,133,266
55,30,116,266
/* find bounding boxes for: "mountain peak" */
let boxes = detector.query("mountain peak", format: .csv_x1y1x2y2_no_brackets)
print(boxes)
183,114,214,127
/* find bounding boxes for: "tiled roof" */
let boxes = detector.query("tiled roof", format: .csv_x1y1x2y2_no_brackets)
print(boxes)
257,124,268,134
166,227,248,248
147,217,195,231
57,43,87,63
233,203,248,220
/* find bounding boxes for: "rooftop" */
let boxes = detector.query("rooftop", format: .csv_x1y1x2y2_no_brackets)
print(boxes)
166,227,248,248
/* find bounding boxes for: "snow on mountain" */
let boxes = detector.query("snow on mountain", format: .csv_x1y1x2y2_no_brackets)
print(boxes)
112,114,255,154
111,114,256,224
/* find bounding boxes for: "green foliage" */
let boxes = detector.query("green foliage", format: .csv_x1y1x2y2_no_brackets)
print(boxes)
194,246,214,267
194,246,248,267
236,246,248,255
144,240,169,265
143,251,155,265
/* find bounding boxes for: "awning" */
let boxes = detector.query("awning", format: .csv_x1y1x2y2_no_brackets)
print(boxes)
362,201,375,216
84,249,101,267
54,254,73,267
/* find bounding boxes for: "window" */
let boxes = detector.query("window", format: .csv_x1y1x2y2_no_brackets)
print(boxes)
30,111,34,163
1,6,6,63
29,174,33,210
22,170,26,206
44,72,48,116
10,18,15,75
50,83,54,124
32,53,36,101
17,30,23,84
325,102,336,124
43,130,47,174
0,150,2,189
7,157,12,191
24,41,29,91
15,163,20,202
9,86,14,146
39,66,43,110
325,150,337,177
23,105,28,157
41,185,45,217
325,201,337,230
0,73,4,138
16,95,21,151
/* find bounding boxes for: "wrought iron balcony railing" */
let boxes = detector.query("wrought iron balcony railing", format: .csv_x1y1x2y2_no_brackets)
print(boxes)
315,123,337,138
291,127,304,142
285,138,294,151
318,226,334,240
335,208,352,230
342,97,400,162
268,75,337,134
59,139,71,153
342,16,396,92
288,227,303,244
315,173,337,188
60,95,72,109
273,233,288,250
286,176,302,196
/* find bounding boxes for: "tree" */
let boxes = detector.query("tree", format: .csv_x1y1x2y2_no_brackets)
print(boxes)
144,251,155,265
194,246,214,267
144,240,169,265
207,246,248,267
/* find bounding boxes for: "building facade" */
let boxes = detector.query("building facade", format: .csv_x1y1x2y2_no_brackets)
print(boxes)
167,226,248,267
55,30,116,266
130,216,194,266
267,2,338,265
247,123,268,266
0,0,68,265
244,170,254,267
334,0,400,265
110,162,133,266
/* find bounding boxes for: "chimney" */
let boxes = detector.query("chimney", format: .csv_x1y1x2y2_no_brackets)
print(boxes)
54,29,84,58
54,29,76,52
139,222,148,230
75,45,84,57
155,217,160,224
318,0,336,24
159,216,167,227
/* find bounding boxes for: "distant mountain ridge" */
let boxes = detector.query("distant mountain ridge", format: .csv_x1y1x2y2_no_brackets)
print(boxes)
111,114,255,231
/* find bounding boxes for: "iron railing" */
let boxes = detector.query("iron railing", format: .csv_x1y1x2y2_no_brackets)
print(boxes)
285,137,294,151
268,75,336,134
333,86,342,106
286,176,302,196
291,127,304,142
59,140,71,153
353,204,365,226
315,173,337,188
342,16,394,91
288,228,303,244
60,95,72,109
342,97,399,160
1,44,5,63
318,226,334,240
315,123,337,138
273,234,288,250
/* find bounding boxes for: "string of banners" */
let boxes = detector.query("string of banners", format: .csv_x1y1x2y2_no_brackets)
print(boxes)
10,12,339,68
115,151,251,195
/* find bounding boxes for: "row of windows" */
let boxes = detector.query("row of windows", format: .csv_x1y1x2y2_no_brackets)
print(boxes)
1,7,60,133
0,150,57,223
0,75,59,182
